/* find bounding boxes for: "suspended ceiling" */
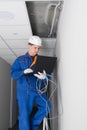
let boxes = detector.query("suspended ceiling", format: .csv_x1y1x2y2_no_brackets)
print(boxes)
0,1,63,65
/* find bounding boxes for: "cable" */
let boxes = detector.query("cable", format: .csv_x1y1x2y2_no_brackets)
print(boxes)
36,76,49,94
35,75,63,121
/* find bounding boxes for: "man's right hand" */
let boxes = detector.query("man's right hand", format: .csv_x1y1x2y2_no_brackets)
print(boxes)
24,68,33,74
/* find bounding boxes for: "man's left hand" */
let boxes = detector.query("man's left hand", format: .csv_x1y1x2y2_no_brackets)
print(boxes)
34,70,46,80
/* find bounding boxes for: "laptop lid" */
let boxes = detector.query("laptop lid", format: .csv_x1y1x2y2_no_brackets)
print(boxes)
33,55,57,74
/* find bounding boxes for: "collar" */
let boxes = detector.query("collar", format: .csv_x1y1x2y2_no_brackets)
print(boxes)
24,52,31,58
24,52,38,58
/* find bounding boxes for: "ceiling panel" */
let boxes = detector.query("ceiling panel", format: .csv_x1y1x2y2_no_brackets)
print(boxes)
2,54,16,60
0,1,32,65
0,37,8,48
6,39,28,48
13,48,27,56
0,1,31,25
0,48,13,55
0,25,32,40
3,58,16,65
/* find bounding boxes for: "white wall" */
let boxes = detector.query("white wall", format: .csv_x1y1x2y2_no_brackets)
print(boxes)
56,0,87,130
0,57,11,130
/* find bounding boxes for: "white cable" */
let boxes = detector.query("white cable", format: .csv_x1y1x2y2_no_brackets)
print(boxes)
43,117,46,130
36,76,49,94
35,75,63,124
43,117,49,130
48,79,57,100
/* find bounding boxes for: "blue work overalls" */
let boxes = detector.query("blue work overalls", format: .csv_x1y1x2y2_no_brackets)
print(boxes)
11,52,51,130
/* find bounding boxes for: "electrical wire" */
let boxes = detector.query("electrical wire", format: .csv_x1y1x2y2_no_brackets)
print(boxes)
36,76,49,94
35,75,63,121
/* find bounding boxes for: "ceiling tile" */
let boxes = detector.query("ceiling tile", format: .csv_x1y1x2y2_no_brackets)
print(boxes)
1,53,17,63
0,25,32,39
12,48,27,56
0,48,13,55
2,54,16,59
0,1,31,25
3,58,15,65
0,37,8,48
6,39,28,48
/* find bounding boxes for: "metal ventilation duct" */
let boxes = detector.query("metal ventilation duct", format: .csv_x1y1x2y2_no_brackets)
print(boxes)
26,1,63,38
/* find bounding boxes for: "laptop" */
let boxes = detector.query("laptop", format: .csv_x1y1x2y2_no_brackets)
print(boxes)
33,55,57,75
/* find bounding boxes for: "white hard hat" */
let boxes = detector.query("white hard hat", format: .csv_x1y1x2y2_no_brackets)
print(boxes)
28,35,42,46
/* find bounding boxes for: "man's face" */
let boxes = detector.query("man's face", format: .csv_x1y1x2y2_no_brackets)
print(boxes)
28,44,41,56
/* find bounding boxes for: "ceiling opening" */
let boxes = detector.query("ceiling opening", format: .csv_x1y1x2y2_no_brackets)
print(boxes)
26,1,63,38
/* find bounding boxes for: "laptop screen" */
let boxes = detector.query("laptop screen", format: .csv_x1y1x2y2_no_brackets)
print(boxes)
33,55,57,74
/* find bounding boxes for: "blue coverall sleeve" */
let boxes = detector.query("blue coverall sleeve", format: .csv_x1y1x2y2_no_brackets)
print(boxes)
11,59,24,80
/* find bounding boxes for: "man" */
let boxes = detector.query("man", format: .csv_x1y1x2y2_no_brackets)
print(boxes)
11,35,51,130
